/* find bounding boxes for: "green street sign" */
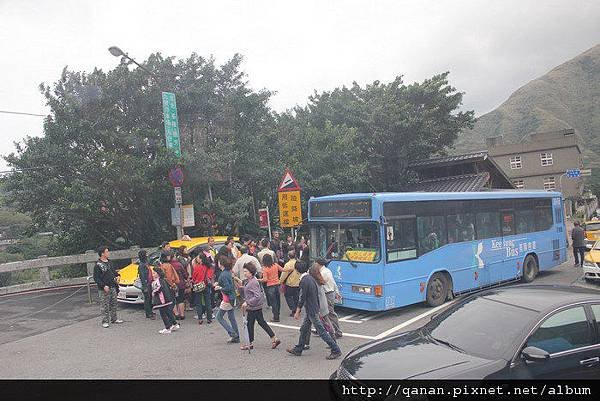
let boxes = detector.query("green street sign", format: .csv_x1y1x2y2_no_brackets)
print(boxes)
162,92,181,158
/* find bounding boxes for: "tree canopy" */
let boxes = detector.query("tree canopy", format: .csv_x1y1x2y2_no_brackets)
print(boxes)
2,53,474,254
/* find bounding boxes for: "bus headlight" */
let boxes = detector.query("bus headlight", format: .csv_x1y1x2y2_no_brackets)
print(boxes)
352,285,372,295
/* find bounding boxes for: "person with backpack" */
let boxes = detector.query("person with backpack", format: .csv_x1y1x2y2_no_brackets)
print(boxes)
170,253,189,320
280,250,301,316
235,262,281,351
151,268,180,334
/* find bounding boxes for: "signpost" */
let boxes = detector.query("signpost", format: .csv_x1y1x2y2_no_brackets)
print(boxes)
162,92,181,158
163,92,184,238
277,170,302,233
171,204,195,227
258,208,271,240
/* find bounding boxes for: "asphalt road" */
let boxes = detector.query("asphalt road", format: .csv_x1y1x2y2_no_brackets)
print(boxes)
0,257,598,379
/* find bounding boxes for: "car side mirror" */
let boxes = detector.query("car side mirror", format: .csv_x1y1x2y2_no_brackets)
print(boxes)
521,346,550,363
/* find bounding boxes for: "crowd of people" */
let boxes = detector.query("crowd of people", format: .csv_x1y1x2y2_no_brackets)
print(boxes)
93,232,343,360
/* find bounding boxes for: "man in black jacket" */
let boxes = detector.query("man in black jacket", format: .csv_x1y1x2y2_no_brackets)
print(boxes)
286,261,341,360
93,246,123,328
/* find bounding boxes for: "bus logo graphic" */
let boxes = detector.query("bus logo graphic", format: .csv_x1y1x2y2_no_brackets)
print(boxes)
336,265,342,280
475,242,484,269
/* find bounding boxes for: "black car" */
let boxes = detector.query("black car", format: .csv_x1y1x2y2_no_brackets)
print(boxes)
333,285,600,379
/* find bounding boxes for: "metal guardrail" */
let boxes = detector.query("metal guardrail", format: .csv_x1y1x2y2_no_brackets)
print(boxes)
0,246,154,298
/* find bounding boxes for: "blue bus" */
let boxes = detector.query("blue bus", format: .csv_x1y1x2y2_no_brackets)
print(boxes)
308,191,567,311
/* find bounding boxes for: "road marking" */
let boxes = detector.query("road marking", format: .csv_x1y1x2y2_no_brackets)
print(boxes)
339,319,363,324
360,311,387,321
339,312,361,321
268,322,377,340
373,302,456,340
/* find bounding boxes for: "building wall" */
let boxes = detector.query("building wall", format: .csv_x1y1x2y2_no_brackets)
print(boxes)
488,131,584,216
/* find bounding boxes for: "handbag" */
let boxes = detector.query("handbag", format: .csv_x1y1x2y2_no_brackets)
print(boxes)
220,300,233,311
192,281,206,293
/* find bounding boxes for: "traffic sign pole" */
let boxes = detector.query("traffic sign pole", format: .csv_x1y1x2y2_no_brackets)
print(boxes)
163,92,184,239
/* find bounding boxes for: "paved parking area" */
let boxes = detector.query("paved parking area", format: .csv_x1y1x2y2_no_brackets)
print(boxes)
0,257,598,379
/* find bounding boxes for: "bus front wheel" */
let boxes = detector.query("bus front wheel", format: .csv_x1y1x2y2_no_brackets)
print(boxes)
522,254,538,283
426,273,448,307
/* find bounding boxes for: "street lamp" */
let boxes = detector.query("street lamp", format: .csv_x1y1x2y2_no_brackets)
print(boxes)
107,46,184,239
107,46,156,78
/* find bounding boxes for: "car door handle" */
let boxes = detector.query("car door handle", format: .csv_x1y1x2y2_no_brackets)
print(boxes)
579,357,600,367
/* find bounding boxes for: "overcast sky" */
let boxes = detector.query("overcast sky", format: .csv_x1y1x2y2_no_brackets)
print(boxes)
1,0,599,171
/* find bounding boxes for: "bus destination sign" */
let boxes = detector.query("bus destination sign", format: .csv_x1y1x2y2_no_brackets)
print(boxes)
310,199,372,218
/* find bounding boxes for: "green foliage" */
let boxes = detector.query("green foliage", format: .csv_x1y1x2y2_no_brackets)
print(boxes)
2,53,474,254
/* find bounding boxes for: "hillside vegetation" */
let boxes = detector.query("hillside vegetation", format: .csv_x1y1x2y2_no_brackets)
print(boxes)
455,44,600,166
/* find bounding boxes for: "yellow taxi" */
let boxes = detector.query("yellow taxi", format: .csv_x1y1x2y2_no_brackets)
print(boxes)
582,241,600,282
117,236,237,304
583,220,600,250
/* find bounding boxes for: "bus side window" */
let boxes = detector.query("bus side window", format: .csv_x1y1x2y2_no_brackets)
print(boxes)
417,215,447,254
386,218,417,262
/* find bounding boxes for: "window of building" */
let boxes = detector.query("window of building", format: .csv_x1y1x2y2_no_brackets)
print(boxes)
540,152,553,166
543,177,556,191
509,155,522,169
513,179,524,189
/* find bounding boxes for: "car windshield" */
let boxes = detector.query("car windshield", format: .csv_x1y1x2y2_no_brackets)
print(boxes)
586,223,600,231
425,295,537,360
311,222,380,262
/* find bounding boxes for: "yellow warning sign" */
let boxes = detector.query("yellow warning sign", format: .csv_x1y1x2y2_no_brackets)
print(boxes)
278,190,302,228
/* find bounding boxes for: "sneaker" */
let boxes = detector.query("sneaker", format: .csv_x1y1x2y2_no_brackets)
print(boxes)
335,332,343,339
227,337,240,344
326,351,341,360
159,329,171,334
303,345,311,350
102,323,109,328
286,347,302,356
113,319,124,324
170,324,180,331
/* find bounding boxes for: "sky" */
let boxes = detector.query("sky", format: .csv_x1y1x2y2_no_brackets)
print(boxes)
0,0,599,171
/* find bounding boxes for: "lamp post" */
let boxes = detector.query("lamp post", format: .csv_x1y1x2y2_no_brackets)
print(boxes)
108,46,184,239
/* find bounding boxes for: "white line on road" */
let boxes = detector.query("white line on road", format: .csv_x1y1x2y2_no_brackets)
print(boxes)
339,312,362,321
268,322,377,340
360,311,387,321
339,319,364,324
373,301,456,340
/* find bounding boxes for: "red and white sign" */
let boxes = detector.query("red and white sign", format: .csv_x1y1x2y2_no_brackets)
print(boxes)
278,169,301,192
258,208,269,228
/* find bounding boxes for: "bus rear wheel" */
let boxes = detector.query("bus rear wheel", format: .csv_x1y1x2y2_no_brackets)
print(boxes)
426,273,448,307
522,255,538,283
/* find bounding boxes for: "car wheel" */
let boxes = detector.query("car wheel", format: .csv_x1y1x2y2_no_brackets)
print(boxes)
521,255,538,283
426,273,448,307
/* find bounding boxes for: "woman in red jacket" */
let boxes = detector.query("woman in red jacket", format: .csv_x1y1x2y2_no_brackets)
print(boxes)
191,251,214,324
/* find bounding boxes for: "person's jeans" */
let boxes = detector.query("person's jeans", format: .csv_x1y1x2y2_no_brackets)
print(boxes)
216,308,239,339
573,246,586,266
284,286,299,312
265,285,280,319
98,287,118,324
293,312,340,354
158,305,177,329
142,290,153,318
325,291,342,335
247,309,275,343
194,287,213,322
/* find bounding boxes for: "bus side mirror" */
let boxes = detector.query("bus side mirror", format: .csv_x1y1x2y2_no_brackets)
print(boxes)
386,226,394,242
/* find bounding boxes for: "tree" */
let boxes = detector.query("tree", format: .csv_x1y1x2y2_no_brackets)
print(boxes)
292,73,475,190
2,53,275,254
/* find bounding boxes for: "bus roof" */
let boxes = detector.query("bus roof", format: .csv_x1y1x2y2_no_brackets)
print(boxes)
309,191,562,203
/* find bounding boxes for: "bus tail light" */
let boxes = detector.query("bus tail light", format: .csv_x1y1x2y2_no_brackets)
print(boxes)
374,285,383,297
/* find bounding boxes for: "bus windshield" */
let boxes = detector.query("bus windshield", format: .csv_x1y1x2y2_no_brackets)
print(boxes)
311,222,380,263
